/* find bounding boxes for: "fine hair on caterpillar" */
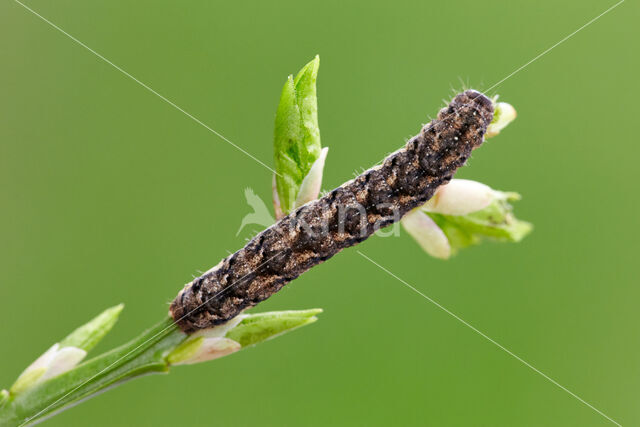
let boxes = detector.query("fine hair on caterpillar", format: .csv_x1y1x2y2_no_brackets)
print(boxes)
170,90,494,333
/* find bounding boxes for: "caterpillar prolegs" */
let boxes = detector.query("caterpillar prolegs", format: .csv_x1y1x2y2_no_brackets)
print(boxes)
170,90,494,333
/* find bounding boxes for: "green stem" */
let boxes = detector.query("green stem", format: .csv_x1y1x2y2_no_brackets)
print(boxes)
0,318,186,427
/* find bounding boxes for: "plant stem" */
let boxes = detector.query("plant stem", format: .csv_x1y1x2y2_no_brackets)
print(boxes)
0,318,186,427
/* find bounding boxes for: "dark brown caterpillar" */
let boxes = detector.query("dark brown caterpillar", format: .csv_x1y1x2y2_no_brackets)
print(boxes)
170,90,494,332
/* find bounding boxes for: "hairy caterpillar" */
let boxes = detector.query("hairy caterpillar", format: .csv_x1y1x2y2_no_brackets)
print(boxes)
170,90,494,332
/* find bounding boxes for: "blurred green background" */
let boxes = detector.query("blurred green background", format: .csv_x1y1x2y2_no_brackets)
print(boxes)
1,0,637,425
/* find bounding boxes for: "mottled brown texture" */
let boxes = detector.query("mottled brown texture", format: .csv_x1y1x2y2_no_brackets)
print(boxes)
170,90,494,332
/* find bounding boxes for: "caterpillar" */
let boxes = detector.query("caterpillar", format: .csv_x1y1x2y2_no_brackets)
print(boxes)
170,90,494,333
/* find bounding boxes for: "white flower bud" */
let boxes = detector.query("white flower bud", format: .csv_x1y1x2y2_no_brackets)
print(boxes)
294,146,328,209
168,315,244,366
40,347,86,382
11,344,87,394
173,338,242,365
422,179,502,216
486,102,517,138
401,209,451,259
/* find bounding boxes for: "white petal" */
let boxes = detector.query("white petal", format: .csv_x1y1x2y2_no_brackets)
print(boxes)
11,344,87,393
40,347,87,381
25,344,59,373
401,210,451,259
177,338,241,365
294,147,329,209
486,102,517,138
423,179,497,216
11,344,60,392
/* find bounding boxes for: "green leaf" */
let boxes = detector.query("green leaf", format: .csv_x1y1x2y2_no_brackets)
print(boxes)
226,309,322,348
426,195,532,254
274,56,322,214
59,304,124,352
